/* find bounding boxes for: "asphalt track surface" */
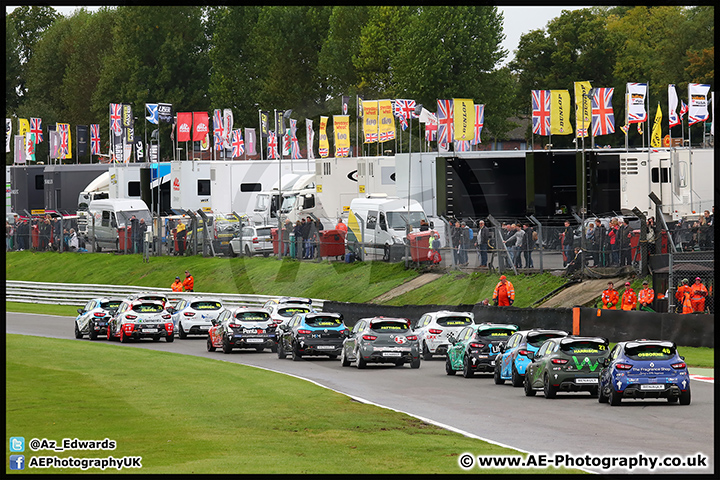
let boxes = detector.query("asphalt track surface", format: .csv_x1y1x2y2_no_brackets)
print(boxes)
7,312,715,475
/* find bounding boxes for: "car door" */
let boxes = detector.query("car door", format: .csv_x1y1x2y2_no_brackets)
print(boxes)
77,300,96,332
345,320,365,358
112,301,129,335
284,314,301,350
448,326,472,367
172,299,186,327
501,334,520,376
601,344,622,388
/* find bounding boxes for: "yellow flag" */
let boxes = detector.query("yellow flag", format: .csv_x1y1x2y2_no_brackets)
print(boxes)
333,115,350,157
453,98,475,141
19,118,30,137
574,81,592,138
650,104,663,148
377,100,395,142
362,100,378,143
550,90,573,135
319,116,329,158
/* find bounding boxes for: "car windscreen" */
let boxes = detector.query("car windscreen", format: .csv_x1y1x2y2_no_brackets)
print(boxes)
100,301,122,311
117,209,152,225
560,340,608,355
477,327,516,339
370,321,410,333
234,311,271,322
279,306,311,317
436,316,473,327
305,316,343,328
527,332,566,347
387,211,426,229
191,301,222,310
256,227,272,237
625,344,676,360
132,303,164,313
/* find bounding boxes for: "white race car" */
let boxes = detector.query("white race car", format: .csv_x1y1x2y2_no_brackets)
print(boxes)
414,310,475,360
169,297,224,338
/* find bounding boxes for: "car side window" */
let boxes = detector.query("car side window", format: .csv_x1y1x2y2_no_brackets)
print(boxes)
611,345,621,360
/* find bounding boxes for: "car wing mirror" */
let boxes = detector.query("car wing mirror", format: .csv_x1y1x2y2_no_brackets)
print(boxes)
526,352,535,360
211,320,218,326
498,342,506,352
77,308,84,314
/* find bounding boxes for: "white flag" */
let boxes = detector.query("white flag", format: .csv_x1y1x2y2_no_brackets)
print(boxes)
688,83,710,125
5,118,11,153
223,108,234,149
306,119,314,159
626,82,647,124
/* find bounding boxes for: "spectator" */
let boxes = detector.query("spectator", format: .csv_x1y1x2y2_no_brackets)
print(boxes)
593,219,606,266
419,219,429,231
459,221,470,266
475,220,490,267
136,218,147,254
176,222,187,256
430,231,442,264
561,220,574,267
6,220,13,251
130,215,140,253
565,247,584,276
335,218,347,234
504,224,525,268
301,217,311,259
183,270,194,292
451,221,462,265
294,220,303,259
68,228,79,251
690,277,708,313
282,219,292,256
481,298,490,306
171,276,183,292
638,280,655,312
522,223,534,269
492,275,515,306
619,218,632,266
620,282,637,311
608,218,619,265
585,223,595,264
601,281,619,310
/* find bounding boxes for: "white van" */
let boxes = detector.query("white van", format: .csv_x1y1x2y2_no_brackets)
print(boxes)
348,196,428,261
88,198,151,251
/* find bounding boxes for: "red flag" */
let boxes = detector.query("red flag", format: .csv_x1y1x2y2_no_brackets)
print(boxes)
193,112,209,142
177,112,192,142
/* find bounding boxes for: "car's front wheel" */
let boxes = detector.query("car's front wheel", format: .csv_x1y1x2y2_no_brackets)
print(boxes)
524,375,536,396
74,323,83,339
462,356,474,378
207,337,216,352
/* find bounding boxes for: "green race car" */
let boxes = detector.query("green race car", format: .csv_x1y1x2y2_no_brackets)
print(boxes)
523,335,610,398
445,323,518,378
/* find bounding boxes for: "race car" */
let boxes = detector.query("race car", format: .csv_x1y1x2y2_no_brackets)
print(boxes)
168,297,224,338
106,299,174,343
276,312,348,361
494,329,568,387
599,339,691,406
74,297,123,340
263,297,315,329
206,306,276,354
445,323,518,377
523,336,610,398
341,317,420,369
414,310,475,360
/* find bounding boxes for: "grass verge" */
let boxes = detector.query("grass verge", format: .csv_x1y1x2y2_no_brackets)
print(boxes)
5,335,581,474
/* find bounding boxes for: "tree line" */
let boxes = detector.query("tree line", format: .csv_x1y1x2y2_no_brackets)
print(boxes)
5,5,714,164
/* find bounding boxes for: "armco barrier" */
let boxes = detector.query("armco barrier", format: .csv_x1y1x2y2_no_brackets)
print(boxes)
321,301,714,348
5,281,325,311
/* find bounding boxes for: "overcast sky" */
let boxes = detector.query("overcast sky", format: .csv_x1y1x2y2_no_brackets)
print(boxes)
8,5,585,67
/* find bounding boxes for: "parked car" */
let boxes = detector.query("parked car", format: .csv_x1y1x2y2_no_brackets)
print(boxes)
107,299,174,343
74,297,123,340
168,297,224,338
414,310,475,360
341,317,420,369
229,225,274,257
524,336,610,398
277,312,348,361
445,323,518,377
599,339,691,406
494,329,569,387
206,306,276,353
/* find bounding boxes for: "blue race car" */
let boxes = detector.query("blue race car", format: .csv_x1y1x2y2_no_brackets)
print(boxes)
494,329,568,387
599,339,691,406
277,312,348,360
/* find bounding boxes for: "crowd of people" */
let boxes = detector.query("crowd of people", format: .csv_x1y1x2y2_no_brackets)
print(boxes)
6,214,81,252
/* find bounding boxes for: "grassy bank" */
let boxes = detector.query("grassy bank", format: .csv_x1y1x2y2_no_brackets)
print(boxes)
5,251,566,307
5,335,580,474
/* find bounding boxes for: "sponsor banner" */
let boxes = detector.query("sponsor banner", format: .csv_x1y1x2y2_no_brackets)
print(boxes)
550,90,573,135
453,98,475,141
378,100,395,142
177,112,192,142
193,111,209,142
333,115,350,157
362,100,378,143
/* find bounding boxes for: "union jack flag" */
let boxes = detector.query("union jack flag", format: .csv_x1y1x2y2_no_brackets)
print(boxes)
379,130,394,142
90,124,100,155
58,123,69,158
267,131,278,159
425,123,437,142
471,104,484,145
531,90,551,136
591,87,615,136
336,146,349,157
679,100,688,118
365,132,378,143
30,118,43,144
437,100,453,145
232,129,244,158
213,110,224,150
454,140,470,152
394,99,417,131
289,119,300,159
110,103,122,135
319,146,328,157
